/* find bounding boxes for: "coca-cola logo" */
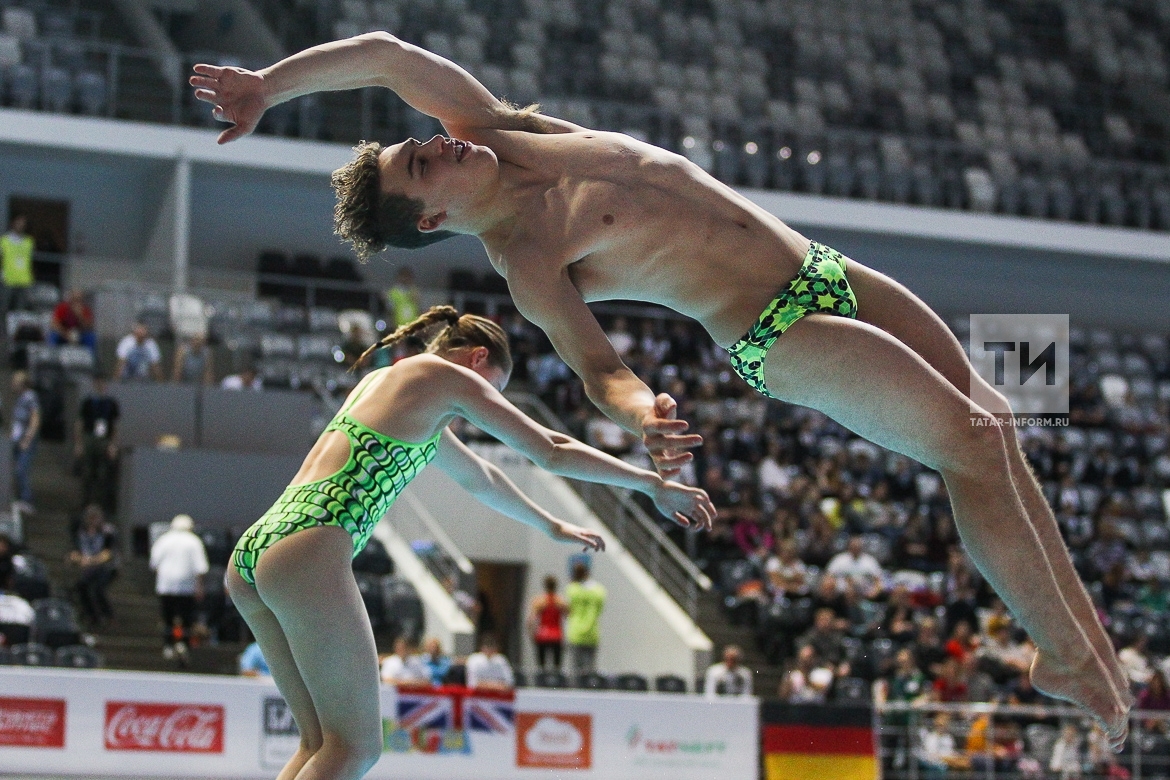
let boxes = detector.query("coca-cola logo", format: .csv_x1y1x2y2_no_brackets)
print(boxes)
104,702,224,753
0,697,66,748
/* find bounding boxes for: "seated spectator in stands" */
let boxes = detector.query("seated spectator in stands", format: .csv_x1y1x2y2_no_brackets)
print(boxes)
880,584,918,644
341,322,371,370
977,618,1034,682
704,644,754,698
1119,633,1154,686
221,366,262,391
419,636,452,687
757,439,793,495
931,656,969,703
75,374,119,512
1127,547,1160,585
1139,577,1170,613
912,617,948,678
797,607,848,673
894,513,933,572
764,538,810,599
380,636,431,686
115,322,163,382
1138,669,1170,723
1049,723,1083,780
1087,520,1129,579
886,648,927,704
465,633,514,692
10,370,39,513
1084,724,1122,778
917,712,971,774
67,504,117,628
49,289,96,353
778,645,835,704
966,714,1025,774
584,413,633,456
826,535,885,598
943,619,979,666
604,316,634,357
801,511,839,568
239,637,271,678
731,505,772,562
0,568,34,637
171,334,215,385
809,575,849,629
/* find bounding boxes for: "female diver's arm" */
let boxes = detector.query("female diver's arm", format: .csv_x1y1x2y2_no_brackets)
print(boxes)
433,429,605,550
437,364,715,529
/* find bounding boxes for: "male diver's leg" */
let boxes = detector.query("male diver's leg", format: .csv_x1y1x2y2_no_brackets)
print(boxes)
225,565,324,780
844,261,1131,707
762,312,1129,745
254,525,383,780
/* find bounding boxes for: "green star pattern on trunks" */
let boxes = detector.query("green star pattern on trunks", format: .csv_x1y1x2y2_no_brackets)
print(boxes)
232,416,439,585
727,241,858,398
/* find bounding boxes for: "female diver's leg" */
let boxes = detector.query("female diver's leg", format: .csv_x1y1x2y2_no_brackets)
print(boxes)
225,567,324,780
763,312,1129,745
254,525,383,780
845,262,1132,706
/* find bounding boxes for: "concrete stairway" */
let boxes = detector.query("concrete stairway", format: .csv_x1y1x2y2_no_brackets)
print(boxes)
20,440,243,674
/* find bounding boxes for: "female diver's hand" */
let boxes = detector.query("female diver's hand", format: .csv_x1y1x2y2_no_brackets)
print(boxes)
549,519,606,552
652,480,716,532
189,64,268,144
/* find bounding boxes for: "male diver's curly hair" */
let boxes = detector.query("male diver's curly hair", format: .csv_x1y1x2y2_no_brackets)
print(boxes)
331,141,457,261
353,305,513,377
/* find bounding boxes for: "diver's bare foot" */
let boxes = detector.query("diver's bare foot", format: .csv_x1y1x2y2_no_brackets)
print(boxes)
1031,649,1133,752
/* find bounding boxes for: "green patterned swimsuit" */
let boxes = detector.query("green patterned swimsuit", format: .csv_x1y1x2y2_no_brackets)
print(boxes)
232,391,441,585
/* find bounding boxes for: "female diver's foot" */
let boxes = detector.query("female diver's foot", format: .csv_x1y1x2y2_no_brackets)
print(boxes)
1031,649,1133,752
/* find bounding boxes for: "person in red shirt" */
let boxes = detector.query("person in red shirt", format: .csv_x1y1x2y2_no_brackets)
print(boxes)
527,574,567,672
49,289,96,353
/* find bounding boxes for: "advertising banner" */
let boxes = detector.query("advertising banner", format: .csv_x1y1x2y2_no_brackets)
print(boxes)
0,667,757,780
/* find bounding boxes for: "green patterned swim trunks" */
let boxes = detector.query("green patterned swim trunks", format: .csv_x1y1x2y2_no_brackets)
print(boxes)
727,241,858,398
232,413,440,585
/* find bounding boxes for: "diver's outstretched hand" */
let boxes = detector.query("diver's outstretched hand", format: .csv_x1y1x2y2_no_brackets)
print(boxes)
550,520,606,552
190,64,267,144
641,393,702,479
653,480,716,532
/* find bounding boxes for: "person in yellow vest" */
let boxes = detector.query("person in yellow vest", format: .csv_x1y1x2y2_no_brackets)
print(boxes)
565,560,607,680
386,266,419,329
0,214,35,314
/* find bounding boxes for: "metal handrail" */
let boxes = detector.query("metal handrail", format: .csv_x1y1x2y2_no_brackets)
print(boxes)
400,491,474,577
505,390,711,617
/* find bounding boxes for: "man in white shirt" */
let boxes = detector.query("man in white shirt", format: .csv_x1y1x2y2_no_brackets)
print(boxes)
0,570,34,627
826,535,886,598
465,633,514,691
221,366,263,391
115,322,163,382
704,644,754,698
149,514,209,664
380,636,432,686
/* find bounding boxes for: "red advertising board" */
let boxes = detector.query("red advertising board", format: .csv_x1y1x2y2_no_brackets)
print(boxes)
104,702,224,753
0,696,66,748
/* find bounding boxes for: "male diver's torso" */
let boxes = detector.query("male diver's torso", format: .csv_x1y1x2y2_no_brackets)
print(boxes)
479,129,813,347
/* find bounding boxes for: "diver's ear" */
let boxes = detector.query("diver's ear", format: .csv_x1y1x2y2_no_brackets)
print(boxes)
417,211,448,233
468,345,490,370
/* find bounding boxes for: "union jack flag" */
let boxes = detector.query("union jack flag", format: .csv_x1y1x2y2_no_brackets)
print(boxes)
395,690,455,731
464,692,514,734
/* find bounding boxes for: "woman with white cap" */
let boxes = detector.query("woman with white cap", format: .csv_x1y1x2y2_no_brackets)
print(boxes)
149,513,209,663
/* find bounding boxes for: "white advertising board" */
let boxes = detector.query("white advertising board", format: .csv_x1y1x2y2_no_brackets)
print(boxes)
0,667,757,780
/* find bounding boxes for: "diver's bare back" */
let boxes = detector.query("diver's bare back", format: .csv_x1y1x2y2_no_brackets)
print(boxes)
476,128,812,347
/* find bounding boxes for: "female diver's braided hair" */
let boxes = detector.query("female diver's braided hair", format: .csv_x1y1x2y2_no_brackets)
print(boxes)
353,305,513,377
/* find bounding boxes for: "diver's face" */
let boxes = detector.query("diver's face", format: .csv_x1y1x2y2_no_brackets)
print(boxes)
378,135,499,232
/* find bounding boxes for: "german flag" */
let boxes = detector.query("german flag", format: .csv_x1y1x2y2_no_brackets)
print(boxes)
762,703,877,780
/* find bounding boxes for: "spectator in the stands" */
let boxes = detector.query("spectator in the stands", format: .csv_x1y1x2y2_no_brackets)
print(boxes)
0,568,34,641
930,656,969,703
75,373,119,512
527,575,567,672
221,365,262,391
763,538,810,599
341,321,372,370
149,514,209,665
386,266,419,329
777,645,834,704
917,712,971,774
0,534,12,588
704,644,754,698
585,413,632,456
800,511,839,568
239,633,271,678
1049,723,1083,779
115,321,163,382
797,607,848,673
49,289,96,354
419,636,451,686
809,574,849,628
380,636,430,685
465,633,515,691
10,370,39,514
67,504,117,628
604,316,635,357
826,534,885,599
171,333,215,385
1,214,34,315
1087,519,1129,579
886,648,927,704
912,617,948,678
943,619,979,667
566,560,606,678
879,584,918,644
1118,632,1155,686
